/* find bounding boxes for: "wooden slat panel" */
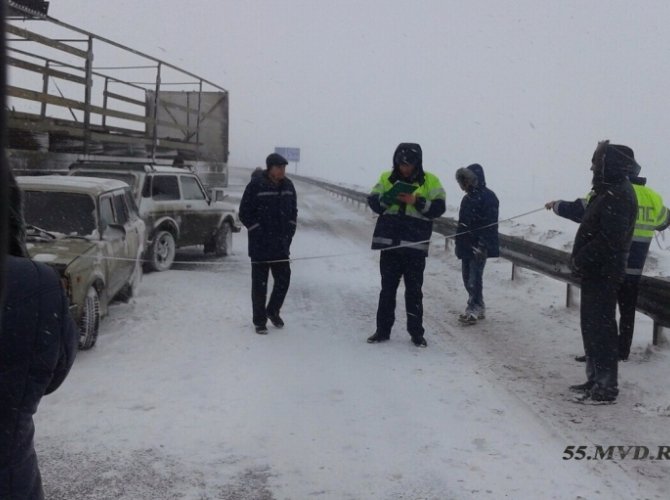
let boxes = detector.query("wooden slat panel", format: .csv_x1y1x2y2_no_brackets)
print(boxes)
92,105,149,124
9,113,200,152
7,86,151,125
9,116,84,135
6,24,89,59
7,85,84,109
8,56,87,85
104,91,145,108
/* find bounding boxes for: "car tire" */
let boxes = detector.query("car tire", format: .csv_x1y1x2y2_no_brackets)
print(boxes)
148,230,176,272
79,286,101,350
214,222,232,257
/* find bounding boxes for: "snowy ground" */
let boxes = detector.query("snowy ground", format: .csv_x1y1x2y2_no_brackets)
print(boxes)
36,168,670,499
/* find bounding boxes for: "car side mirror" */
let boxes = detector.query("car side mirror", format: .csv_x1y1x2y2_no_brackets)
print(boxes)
211,188,227,202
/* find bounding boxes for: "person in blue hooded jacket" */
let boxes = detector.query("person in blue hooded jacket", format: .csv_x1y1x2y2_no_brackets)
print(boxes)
1,172,79,500
366,143,446,347
454,164,499,325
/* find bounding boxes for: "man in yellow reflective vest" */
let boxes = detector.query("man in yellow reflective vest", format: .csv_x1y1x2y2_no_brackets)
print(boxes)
546,149,669,361
366,143,446,347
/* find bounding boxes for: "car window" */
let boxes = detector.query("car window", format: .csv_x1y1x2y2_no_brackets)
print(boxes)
151,175,180,200
141,176,151,198
113,192,130,224
23,191,97,236
99,195,115,229
181,176,207,200
124,189,139,218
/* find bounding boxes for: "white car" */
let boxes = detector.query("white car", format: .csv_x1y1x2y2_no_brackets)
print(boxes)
18,175,146,349
69,162,241,271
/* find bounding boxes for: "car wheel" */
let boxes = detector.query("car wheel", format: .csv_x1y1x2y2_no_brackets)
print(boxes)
79,287,101,350
214,222,232,257
149,230,176,272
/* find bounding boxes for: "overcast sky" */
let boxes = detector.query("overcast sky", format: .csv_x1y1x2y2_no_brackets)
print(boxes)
52,0,670,209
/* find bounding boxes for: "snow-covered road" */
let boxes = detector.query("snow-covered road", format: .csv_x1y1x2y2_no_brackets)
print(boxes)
36,169,670,499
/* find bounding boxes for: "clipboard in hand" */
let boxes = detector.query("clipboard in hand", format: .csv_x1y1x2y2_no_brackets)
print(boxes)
381,181,417,205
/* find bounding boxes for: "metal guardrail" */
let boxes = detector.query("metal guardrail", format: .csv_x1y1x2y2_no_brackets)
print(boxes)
293,173,670,343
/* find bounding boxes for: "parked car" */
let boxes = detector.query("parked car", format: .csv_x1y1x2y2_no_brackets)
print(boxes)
69,161,241,271
17,175,146,349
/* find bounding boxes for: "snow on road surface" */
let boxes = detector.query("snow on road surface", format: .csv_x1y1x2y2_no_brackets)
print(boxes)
37,169,670,499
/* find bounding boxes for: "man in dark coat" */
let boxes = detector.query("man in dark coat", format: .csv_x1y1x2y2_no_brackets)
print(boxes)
569,141,637,403
546,151,668,361
239,153,298,334
454,164,499,325
1,173,79,500
366,143,446,347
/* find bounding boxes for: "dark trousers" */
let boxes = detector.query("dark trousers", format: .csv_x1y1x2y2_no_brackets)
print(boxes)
461,250,487,314
251,261,291,327
580,276,619,398
617,274,640,360
376,249,426,339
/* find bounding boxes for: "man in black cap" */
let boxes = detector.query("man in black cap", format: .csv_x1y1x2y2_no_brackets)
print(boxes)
568,141,637,403
239,153,298,334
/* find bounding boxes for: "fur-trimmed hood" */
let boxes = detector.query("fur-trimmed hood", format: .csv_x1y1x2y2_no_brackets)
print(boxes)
389,143,425,184
456,163,486,191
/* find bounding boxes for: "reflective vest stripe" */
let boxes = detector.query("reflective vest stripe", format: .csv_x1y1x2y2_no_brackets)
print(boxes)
381,207,431,221
421,199,432,214
372,236,394,245
400,240,429,251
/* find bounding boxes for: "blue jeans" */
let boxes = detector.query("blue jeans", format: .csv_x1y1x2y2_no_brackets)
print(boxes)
461,250,487,315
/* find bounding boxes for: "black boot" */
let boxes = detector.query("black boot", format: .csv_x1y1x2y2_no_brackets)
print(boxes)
255,324,268,335
267,312,284,328
411,336,427,348
367,332,390,344
569,381,594,393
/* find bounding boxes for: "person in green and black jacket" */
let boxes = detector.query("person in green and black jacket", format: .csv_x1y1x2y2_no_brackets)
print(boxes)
366,143,446,347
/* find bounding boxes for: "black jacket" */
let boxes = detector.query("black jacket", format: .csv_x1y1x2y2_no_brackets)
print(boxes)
367,143,446,256
571,162,637,280
455,164,500,259
239,171,298,262
1,256,78,500
554,176,656,275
